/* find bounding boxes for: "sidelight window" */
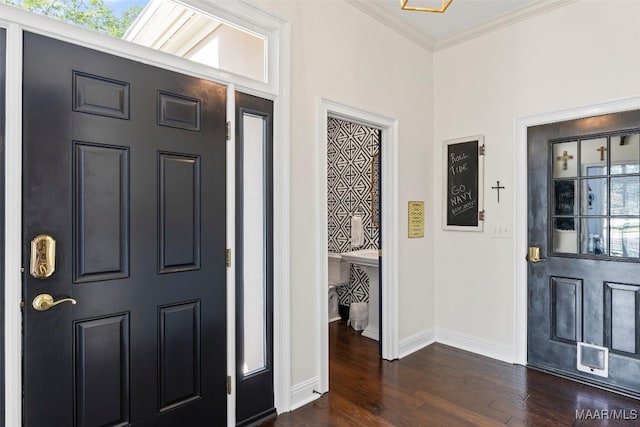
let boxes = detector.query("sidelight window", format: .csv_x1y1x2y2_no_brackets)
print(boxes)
240,112,269,376
551,133,640,259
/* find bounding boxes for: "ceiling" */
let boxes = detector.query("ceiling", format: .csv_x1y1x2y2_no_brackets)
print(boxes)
347,0,574,51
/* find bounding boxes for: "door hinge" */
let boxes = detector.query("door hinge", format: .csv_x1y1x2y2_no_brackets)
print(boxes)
227,375,232,394
225,121,231,141
479,144,485,156
478,210,485,221
226,249,231,267
20,300,24,311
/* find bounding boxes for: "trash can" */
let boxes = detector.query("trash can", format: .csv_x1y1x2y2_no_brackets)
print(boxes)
347,302,368,331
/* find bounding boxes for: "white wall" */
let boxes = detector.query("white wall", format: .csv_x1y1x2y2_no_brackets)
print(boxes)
433,1,640,359
255,0,435,390
211,25,265,82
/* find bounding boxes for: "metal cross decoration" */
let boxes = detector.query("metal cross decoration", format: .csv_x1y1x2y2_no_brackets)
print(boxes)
491,180,505,203
556,150,574,170
597,146,607,161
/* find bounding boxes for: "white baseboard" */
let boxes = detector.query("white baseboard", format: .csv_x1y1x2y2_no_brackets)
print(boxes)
435,327,514,363
361,326,380,341
399,328,435,358
290,376,321,411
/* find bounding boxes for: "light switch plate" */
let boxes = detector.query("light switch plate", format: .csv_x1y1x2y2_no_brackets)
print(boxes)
491,223,512,239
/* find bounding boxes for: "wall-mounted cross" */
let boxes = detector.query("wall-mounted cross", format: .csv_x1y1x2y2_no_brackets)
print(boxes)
491,180,505,203
597,145,607,161
556,150,573,170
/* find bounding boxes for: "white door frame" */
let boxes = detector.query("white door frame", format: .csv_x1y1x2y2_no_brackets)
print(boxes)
2,2,291,426
514,96,640,365
317,98,399,393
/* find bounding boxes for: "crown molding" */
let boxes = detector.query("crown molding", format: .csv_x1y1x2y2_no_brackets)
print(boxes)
434,0,576,51
345,0,436,52
346,0,576,54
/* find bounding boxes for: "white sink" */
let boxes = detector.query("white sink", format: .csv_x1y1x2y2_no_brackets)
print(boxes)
340,249,380,341
340,249,379,268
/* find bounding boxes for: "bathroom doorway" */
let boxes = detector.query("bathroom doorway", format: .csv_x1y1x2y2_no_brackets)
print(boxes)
317,98,399,395
326,116,381,347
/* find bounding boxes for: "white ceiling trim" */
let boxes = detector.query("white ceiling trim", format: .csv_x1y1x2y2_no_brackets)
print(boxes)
347,0,575,53
345,0,436,52
434,0,576,51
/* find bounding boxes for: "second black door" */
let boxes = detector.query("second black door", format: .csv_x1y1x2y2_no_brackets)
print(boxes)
528,110,640,397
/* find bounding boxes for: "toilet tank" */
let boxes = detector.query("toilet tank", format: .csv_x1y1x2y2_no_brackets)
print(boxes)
328,252,350,286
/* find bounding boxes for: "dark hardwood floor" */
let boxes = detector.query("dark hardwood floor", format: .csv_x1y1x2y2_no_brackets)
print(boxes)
261,320,640,426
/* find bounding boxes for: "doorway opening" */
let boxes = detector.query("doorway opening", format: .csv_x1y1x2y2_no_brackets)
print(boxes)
317,98,399,397
327,116,381,339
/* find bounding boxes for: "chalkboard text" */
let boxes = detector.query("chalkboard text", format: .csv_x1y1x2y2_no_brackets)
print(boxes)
444,138,482,229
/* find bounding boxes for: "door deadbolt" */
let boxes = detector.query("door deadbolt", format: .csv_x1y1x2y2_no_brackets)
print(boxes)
30,234,56,279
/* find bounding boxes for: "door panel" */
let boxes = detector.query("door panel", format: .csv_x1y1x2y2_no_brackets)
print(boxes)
75,314,130,427
158,152,201,273
23,32,227,426
235,92,275,426
74,142,129,282
528,110,640,396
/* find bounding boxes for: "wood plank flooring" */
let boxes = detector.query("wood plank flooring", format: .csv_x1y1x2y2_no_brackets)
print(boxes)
261,320,640,426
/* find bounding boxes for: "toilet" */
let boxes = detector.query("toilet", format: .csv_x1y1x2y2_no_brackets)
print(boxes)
328,252,350,322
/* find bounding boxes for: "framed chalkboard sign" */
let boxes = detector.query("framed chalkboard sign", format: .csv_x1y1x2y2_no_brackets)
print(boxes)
442,135,485,231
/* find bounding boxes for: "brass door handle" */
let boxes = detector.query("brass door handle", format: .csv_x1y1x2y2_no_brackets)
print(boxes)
527,246,546,263
32,294,76,311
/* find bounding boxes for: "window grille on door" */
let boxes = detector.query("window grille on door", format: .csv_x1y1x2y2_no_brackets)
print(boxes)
551,132,640,259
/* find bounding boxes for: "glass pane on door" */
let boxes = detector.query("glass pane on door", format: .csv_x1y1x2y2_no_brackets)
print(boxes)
580,218,608,256
610,218,640,258
611,176,640,216
242,113,267,376
581,137,608,175
581,178,607,215
553,141,578,178
611,134,640,174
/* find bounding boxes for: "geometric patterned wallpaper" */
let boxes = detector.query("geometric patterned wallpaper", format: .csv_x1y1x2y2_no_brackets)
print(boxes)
327,117,381,306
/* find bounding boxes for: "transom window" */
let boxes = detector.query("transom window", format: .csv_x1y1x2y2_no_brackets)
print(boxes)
6,0,267,82
551,133,640,259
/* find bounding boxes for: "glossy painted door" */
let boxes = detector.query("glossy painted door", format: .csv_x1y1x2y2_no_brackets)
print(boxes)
22,32,227,426
528,110,640,397
235,92,275,426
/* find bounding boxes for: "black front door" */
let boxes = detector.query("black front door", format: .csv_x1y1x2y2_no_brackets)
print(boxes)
528,110,640,397
22,33,227,426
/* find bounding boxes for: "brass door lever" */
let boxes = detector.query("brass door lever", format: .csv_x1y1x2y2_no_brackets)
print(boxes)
527,246,546,263
32,294,76,311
